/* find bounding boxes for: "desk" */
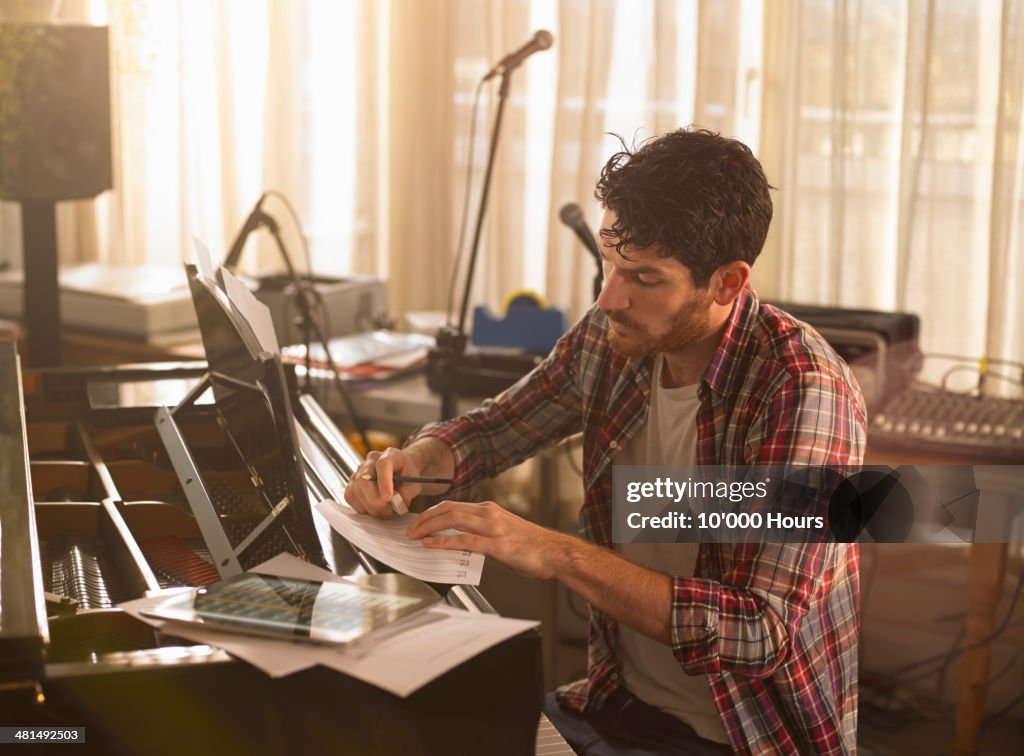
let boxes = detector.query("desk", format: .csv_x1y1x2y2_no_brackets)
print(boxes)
344,373,482,436
864,447,1018,755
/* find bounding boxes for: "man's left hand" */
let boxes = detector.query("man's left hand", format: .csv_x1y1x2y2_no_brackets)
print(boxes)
405,500,572,580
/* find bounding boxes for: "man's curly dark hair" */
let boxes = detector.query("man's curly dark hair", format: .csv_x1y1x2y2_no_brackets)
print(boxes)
594,128,773,287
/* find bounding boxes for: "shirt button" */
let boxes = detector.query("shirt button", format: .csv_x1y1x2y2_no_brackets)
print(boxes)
609,440,618,449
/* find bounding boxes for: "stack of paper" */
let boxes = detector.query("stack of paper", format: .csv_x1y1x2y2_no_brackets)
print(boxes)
281,330,433,386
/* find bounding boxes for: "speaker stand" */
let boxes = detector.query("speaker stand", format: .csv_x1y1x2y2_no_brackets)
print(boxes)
20,200,62,367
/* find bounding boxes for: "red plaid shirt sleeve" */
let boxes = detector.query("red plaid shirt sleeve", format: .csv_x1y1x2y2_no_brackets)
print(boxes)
407,321,585,494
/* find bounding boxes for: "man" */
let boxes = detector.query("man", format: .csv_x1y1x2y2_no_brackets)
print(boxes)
344,128,866,755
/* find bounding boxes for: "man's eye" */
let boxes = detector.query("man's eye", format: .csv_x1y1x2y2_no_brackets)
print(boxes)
635,275,659,286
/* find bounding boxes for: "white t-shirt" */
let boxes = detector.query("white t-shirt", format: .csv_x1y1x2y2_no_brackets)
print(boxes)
613,354,728,744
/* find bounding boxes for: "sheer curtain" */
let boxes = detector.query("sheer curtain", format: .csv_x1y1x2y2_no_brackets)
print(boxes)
440,0,760,321
759,0,1024,392
0,0,768,328
104,0,379,278
1,0,1018,386
0,0,378,280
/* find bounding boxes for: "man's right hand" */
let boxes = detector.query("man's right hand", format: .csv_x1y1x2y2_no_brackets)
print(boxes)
343,447,424,519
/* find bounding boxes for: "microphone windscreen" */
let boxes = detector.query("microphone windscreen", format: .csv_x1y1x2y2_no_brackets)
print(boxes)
559,202,584,226
534,30,554,50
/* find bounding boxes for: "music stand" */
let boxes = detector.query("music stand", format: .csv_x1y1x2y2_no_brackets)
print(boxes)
154,264,326,578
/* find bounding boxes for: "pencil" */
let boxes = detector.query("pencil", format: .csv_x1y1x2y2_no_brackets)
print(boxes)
362,473,454,486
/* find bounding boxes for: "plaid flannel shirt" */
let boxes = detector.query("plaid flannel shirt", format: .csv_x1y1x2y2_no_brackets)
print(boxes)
413,287,867,754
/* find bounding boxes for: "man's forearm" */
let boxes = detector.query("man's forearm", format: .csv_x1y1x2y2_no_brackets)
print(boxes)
408,499,676,644
552,536,673,644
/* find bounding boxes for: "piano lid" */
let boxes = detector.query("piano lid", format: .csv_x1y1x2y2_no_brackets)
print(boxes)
0,342,48,651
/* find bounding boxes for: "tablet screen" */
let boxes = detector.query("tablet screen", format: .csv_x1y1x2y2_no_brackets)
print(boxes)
144,572,440,645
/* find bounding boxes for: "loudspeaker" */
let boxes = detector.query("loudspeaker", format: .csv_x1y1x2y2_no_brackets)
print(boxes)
0,24,112,201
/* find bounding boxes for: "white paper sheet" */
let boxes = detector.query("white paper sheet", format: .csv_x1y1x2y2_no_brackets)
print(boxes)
320,604,537,697
218,265,280,356
119,554,537,696
315,499,484,585
191,235,217,282
247,555,536,697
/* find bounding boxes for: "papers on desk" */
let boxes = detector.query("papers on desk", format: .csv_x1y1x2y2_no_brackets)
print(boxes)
296,330,434,367
282,330,433,386
315,499,485,585
120,554,537,697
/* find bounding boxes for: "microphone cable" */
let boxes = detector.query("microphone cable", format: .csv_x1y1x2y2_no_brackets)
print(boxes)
246,190,371,453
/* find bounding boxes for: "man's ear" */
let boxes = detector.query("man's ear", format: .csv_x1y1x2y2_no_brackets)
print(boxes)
710,261,751,306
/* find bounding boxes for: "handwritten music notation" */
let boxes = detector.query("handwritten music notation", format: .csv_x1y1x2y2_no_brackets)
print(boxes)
315,500,485,585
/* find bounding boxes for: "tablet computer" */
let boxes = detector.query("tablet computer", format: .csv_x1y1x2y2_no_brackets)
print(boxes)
142,571,441,645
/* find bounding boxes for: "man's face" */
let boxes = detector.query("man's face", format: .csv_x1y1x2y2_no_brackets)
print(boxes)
595,208,716,358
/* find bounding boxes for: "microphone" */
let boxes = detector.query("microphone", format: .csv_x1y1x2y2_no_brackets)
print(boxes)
482,30,554,81
559,202,604,302
224,192,269,270
559,202,601,264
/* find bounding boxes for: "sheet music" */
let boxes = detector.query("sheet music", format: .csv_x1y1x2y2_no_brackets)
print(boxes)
218,265,281,356
191,235,217,282
315,500,484,585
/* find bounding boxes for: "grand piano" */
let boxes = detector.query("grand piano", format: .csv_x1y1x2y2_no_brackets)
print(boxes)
0,268,547,754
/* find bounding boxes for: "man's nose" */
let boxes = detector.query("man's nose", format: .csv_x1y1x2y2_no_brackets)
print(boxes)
596,269,629,312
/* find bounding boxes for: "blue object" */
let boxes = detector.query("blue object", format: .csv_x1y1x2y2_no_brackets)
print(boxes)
472,297,567,352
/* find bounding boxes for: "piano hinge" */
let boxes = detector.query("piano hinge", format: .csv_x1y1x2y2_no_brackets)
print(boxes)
271,495,292,518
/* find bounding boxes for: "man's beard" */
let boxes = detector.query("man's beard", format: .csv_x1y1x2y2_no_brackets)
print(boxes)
604,294,714,357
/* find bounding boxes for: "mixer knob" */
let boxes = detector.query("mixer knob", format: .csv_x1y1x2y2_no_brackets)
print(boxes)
895,421,906,433
954,421,966,433
921,424,933,435
910,421,921,434
966,422,978,434
980,423,992,435
995,425,1006,436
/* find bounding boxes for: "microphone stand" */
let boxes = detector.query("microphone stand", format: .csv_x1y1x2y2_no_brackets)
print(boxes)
224,204,372,453
435,69,514,420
